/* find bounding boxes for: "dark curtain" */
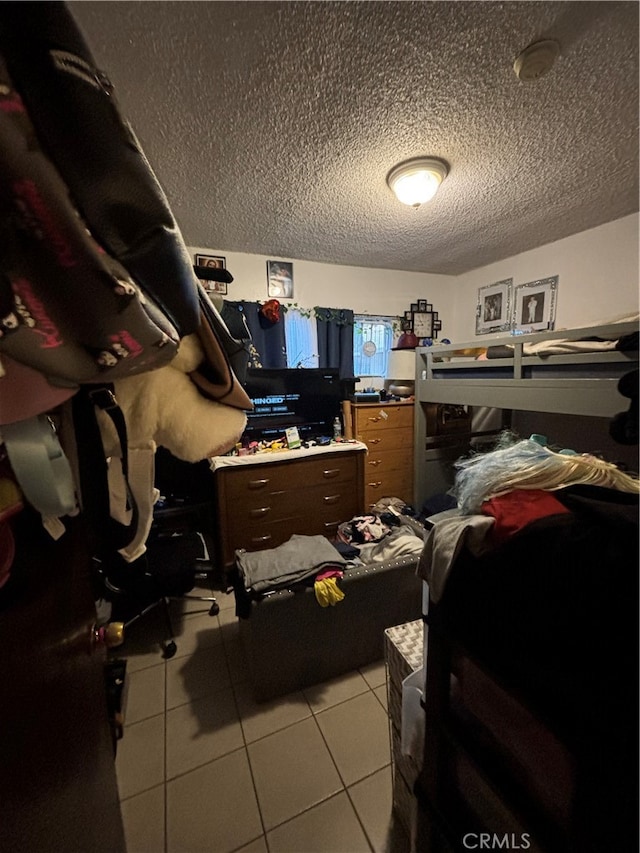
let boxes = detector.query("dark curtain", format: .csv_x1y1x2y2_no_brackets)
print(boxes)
226,301,287,369
315,307,354,380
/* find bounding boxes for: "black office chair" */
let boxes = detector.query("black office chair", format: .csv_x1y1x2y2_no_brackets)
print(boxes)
93,446,223,658
97,528,219,659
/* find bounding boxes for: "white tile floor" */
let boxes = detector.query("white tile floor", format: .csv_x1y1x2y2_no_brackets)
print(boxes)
113,583,410,853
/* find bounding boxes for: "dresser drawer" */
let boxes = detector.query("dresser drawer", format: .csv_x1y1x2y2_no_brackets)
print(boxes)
224,487,304,525
226,479,357,534
225,518,302,557
355,405,414,434
364,469,414,509
222,453,358,499
295,490,361,535
359,428,413,451
364,446,413,475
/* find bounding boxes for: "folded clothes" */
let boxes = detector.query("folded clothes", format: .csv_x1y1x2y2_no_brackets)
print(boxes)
236,534,348,594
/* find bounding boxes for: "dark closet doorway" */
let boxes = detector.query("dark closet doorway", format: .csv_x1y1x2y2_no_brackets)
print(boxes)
0,508,125,853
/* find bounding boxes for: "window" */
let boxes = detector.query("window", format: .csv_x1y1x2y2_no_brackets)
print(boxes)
353,315,396,378
284,310,396,376
284,308,319,368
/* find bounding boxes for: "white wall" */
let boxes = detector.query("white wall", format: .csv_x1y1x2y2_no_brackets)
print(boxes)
449,213,639,343
189,246,456,338
190,211,638,345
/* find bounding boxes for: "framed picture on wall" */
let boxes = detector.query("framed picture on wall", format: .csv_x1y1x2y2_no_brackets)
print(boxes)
267,260,294,298
476,278,512,335
512,275,559,333
194,254,228,295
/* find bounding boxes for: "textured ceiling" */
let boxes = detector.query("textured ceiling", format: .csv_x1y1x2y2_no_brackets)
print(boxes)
68,1,639,275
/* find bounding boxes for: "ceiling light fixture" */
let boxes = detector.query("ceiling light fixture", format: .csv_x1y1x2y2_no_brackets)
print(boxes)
386,157,448,207
513,40,560,81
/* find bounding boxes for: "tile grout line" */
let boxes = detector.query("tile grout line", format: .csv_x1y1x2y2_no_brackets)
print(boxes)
221,620,271,850
258,760,396,850
311,689,358,790
343,784,376,853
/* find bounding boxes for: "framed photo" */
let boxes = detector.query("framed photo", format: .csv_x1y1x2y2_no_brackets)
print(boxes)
267,260,294,298
417,299,432,312
194,254,228,295
412,310,435,339
476,278,512,335
512,275,559,333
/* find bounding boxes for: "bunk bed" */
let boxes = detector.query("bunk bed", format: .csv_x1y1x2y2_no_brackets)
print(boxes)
408,319,639,852
415,319,637,415
413,319,638,508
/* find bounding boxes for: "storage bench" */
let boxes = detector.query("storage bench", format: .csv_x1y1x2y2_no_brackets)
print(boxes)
238,554,423,701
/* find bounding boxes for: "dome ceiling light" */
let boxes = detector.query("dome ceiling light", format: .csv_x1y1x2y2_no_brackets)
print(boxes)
513,40,560,81
386,157,448,207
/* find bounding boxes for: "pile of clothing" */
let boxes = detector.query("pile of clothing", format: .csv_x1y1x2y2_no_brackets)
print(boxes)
419,433,639,602
337,497,426,565
232,497,427,617
232,534,350,616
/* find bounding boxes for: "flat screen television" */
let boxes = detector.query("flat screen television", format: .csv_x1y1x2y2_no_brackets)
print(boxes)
242,368,342,443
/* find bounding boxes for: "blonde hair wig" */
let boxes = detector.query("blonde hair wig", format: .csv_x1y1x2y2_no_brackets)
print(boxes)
453,434,639,515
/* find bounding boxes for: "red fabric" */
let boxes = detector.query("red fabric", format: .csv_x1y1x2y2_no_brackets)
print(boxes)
481,489,571,547
315,569,344,582
260,299,281,323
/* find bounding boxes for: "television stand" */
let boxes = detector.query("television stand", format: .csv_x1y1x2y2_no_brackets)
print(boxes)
209,443,366,575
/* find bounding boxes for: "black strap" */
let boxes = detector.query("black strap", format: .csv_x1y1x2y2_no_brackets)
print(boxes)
193,264,233,284
71,384,139,556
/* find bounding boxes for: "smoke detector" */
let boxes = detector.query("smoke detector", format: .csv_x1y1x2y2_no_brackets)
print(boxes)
513,40,560,81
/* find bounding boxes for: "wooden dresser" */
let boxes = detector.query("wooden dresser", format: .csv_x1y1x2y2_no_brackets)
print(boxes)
211,447,365,573
344,400,414,510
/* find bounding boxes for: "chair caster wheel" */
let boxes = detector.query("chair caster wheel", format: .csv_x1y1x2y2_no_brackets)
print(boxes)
162,640,177,659
209,602,220,616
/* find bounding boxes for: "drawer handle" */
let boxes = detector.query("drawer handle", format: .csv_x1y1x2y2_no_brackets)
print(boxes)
322,468,340,479
323,494,341,504
248,478,270,489
368,438,381,445
367,481,382,488
323,521,339,530
368,459,382,467
367,416,382,423
250,534,272,544
249,506,271,517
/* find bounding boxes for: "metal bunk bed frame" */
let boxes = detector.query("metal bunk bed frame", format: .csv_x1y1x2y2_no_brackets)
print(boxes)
413,319,638,509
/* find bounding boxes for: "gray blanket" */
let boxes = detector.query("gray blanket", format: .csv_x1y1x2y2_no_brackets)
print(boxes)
236,534,348,594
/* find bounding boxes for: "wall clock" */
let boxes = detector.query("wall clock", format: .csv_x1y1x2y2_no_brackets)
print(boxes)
406,299,442,340
411,310,435,339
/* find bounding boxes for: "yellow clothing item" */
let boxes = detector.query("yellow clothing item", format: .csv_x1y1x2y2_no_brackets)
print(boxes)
314,576,345,607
